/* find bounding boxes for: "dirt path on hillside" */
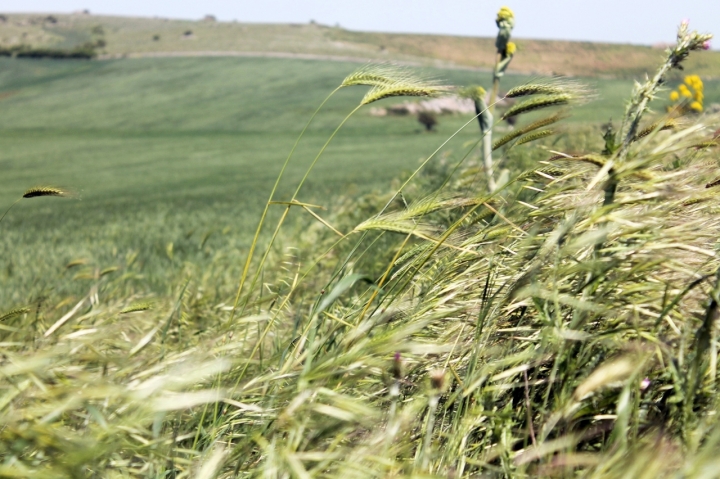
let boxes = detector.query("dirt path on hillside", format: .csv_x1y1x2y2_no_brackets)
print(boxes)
98,50,493,73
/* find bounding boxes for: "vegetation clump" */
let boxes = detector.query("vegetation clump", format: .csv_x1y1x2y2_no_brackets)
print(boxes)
0,12,719,479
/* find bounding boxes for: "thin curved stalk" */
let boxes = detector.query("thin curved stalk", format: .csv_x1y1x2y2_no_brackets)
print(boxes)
229,86,341,322
378,99,498,216
234,103,363,317
0,198,21,226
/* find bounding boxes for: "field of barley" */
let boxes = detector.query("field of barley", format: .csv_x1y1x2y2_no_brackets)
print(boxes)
2,12,720,479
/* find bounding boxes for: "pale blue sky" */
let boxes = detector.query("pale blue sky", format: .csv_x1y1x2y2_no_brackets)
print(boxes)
3,1,718,47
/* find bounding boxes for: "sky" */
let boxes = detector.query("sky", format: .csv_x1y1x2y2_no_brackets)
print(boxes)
2,0,719,48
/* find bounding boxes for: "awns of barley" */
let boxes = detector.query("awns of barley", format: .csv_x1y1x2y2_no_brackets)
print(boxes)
343,63,448,105
505,79,590,99
22,186,69,198
342,65,412,88
361,84,448,105
353,217,436,237
342,64,432,88
493,112,565,150
501,94,572,120
0,307,30,322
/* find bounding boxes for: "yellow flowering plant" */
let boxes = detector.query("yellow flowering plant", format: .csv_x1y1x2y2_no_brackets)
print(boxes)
668,74,704,113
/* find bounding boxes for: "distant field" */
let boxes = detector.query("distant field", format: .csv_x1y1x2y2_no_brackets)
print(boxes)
1,13,719,78
0,56,718,304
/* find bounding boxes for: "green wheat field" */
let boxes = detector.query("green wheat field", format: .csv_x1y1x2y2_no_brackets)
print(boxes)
2,13,720,479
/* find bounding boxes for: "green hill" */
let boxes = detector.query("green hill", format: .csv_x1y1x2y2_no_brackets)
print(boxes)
1,13,718,78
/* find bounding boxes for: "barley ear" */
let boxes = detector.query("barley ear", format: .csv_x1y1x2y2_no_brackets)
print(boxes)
514,129,555,146
121,302,153,314
361,85,447,105
501,94,572,120
506,80,588,99
0,307,30,322
632,119,678,142
342,64,414,88
493,112,565,150
22,186,70,199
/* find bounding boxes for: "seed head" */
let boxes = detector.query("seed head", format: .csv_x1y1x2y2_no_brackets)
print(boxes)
493,111,565,150
632,119,677,142
121,302,153,314
0,307,30,322
501,94,572,120
514,129,554,146
361,84,447,106
22,186,70,199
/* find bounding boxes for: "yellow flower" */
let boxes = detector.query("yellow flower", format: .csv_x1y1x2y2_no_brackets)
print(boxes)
496,6,515,22
506,41,517,56
684,74,703,92
695,90,704,102
690,101,703,112
679,84,692,98
670,91,680,102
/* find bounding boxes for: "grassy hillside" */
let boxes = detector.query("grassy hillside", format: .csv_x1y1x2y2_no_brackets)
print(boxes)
1,13,719,78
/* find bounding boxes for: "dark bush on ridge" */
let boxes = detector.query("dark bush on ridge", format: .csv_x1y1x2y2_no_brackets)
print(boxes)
0,42,98,59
